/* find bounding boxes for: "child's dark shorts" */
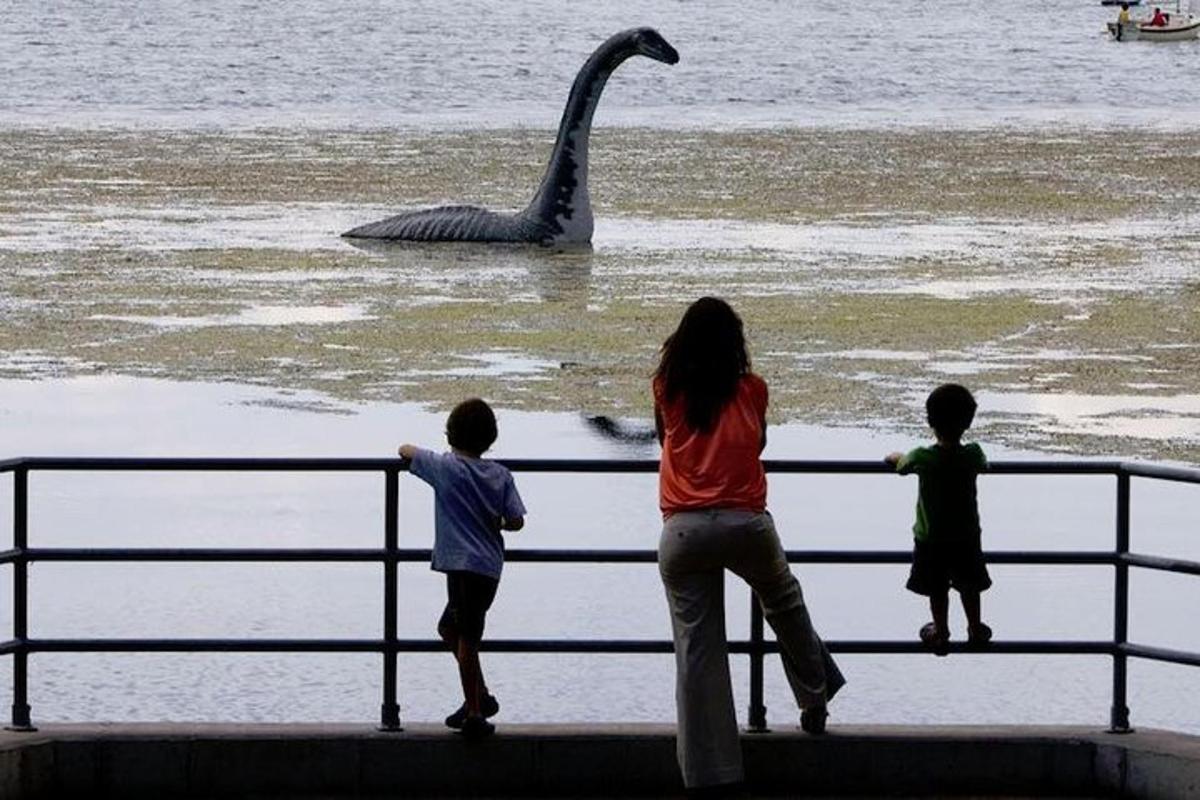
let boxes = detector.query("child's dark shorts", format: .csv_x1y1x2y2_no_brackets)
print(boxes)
439,570,500,644
906,538,992,596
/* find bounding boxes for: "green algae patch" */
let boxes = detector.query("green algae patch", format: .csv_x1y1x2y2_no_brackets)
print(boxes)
4,127,1198,223
4,238,1198,461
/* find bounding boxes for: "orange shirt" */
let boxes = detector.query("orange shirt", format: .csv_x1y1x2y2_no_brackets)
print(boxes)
654,373,768,516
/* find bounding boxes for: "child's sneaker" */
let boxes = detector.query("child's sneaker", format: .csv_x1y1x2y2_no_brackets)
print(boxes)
445,693,500,729
919,622,950,656
967,622,993,646
459,715,495,740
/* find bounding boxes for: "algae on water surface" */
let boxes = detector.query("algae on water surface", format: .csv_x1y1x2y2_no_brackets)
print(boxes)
1,127,1199,461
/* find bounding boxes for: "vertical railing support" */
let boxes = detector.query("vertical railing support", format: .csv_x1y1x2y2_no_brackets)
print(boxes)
8,467,35,732
1109,470,1132,734
746,597,768,733
379,467,402,732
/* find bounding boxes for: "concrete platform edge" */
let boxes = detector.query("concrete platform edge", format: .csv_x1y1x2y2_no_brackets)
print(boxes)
0,723,1197,798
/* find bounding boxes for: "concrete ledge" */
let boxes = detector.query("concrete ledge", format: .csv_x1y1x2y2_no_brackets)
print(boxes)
0,723,1197,798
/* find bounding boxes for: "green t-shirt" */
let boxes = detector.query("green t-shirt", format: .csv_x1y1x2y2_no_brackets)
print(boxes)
895,442,987,543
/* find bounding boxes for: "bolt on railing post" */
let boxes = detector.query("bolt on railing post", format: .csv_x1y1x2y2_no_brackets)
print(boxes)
746,596,768,733
1109,470,1132,734
8,467,35,732
379,467,402,732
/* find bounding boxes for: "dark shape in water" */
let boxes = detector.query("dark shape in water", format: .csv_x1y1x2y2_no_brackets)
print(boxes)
342,28,679,245
585,414,657,444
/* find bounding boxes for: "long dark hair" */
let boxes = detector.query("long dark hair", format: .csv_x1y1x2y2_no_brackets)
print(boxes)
654,296,750,432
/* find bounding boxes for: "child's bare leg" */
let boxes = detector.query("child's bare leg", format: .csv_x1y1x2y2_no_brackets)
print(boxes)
438,619,458,649
929,591,950,635
456,638,485,716
440,620,488,701
960,590,982,629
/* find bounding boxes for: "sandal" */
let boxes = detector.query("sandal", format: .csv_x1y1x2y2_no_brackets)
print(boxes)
459,714,495,739
919,622,950,656
445,693,500,729
968,622,993,646
800,703,828,735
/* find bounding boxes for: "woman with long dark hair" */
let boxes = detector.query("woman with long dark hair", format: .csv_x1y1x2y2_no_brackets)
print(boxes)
654,296,844,794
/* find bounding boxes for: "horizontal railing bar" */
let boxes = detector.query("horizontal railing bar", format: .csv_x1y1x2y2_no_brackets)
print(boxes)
1123,643,1200,668
1123,552,1200,577
25,548,394,563
482,640,1117,656
8,457,1200,484
0,456,1142,477
17,638,1117,656
783,550,1115,565
0,640,18,655
499,459,660,473
0,548,20,564
497,460,1118,475
26,639,383,653
14,638,672,654
13,457,401,472
511,550,1116,566
984,460,1124,475
16,548,1117,566
822,640,1116,656
1122,461,1200,485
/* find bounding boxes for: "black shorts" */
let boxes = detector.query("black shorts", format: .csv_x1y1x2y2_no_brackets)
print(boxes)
438,570,499,643
906,539,992,596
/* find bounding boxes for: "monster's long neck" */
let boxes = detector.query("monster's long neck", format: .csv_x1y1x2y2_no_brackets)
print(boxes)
525,36,634,238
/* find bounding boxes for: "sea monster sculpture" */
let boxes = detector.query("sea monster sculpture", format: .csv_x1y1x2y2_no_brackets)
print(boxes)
342,28,679,244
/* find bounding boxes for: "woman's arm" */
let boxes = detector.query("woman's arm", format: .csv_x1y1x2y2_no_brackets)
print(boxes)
654,406,665,447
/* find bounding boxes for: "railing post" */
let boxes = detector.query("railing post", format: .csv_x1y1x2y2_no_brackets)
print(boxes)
1109,470,1132,734
379,467,402,732
8,467,35,732
746,596,768,733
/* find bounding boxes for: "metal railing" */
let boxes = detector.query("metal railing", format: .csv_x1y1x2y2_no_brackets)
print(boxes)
2,456,1199,734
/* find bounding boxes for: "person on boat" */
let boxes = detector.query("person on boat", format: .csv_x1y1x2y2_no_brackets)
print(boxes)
1149,6,1169,25
1118,3,1132,24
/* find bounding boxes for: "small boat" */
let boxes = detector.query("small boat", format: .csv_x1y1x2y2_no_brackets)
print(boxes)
1108,1,1200,39
1108,16,1200,40
1101,0,1140,6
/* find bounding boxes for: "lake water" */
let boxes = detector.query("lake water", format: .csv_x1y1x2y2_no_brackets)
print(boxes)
1,0,1199,733
2,0,1199,130
0,376,1197,732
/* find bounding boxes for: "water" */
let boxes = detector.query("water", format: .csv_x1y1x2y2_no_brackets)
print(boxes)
1,0,1199,733
2,0,1199,129
0,376,1197,731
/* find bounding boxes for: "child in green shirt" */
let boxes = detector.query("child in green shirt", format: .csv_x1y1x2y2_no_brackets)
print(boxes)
886,383,992,655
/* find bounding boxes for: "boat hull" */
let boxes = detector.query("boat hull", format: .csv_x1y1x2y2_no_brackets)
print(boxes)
1108,17,1200,40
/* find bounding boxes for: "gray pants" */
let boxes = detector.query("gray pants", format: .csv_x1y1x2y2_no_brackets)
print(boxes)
658,509,845,789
